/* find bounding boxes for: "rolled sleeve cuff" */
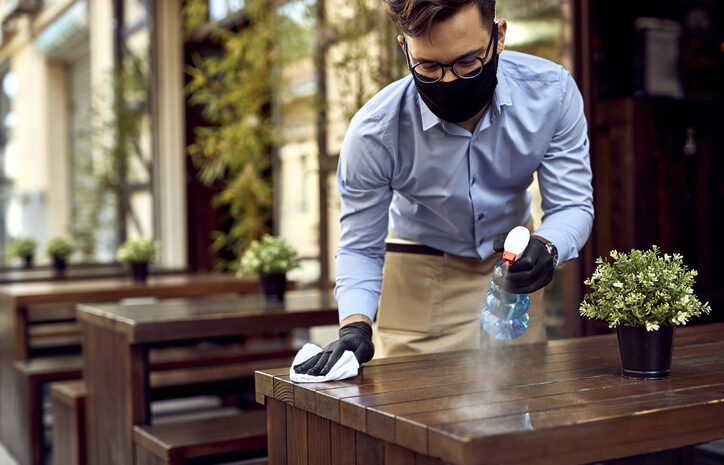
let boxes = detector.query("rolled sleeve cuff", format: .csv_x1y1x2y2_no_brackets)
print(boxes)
336,288,379,324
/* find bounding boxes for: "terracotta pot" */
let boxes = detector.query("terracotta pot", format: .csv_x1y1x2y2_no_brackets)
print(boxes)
616,325,675,379
259,273,286,301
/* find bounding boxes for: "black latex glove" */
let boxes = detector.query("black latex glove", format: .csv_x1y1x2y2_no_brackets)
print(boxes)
293,322,374,376
492,235,555,294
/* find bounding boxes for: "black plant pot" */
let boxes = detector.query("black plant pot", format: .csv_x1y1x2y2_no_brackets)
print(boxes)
130,262,149,283
259,273,286,301
52,257,67,276
616,325,676,379
23,255,33,269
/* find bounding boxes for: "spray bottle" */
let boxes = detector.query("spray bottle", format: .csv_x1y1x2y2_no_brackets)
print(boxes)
481,226,531,340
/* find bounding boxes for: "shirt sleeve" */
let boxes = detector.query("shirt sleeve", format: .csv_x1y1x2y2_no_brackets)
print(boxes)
534,69,594,265
334,114,394,323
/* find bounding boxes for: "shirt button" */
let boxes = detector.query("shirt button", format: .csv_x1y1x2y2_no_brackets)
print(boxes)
477,213,484,221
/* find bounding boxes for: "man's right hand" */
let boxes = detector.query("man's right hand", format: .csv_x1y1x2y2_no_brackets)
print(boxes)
292,321,374,376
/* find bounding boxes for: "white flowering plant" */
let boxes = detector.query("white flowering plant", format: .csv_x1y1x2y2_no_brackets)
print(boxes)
237,235,301,275
579,246,711,331
116,238,159,264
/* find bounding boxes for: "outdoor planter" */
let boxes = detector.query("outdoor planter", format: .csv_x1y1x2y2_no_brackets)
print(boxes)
238,235,300,302
52,257,67,276
580,246,711,381
117,238,158,283
616,325,675,379
259,273,287,301
131,262,150,283
46,237,75,276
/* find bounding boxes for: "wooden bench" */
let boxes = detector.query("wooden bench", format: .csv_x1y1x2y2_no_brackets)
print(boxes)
133,411,268,465
51,380,87,465
30,338,298,465
28,321,82,357
78,289,338,465
0,275,270,465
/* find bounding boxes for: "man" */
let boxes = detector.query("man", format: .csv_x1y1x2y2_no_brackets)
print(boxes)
295,0,593,376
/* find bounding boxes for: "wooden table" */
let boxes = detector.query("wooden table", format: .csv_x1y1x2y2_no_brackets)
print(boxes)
77,289,339,465
256,323,724,465
0,273,261,464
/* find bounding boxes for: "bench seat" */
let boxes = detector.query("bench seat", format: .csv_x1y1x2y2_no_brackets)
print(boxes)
133,411,267,465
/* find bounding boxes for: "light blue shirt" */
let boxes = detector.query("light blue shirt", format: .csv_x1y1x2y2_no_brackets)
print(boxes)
335,51,594,323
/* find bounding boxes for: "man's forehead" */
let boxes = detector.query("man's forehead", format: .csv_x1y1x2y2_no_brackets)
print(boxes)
404,3,491,62
406,30,490,63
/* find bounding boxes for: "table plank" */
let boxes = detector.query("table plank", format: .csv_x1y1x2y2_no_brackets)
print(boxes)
267,398,287,465
286,403,308,465
308,414,331,465
329,422,355,465
356,430,383,464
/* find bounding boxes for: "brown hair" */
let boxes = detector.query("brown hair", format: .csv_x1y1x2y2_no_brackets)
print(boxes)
385,0,495,37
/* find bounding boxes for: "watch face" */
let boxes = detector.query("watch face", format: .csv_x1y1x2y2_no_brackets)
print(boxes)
546,244,558,267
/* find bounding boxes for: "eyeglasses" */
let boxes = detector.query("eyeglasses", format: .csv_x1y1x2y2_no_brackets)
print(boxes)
403,22,497,84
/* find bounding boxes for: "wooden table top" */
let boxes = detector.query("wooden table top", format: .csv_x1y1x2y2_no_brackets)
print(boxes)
77,288,339,344
0,273,260,305
256,323,724,465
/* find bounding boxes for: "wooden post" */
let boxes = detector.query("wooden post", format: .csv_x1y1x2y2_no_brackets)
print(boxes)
316,0,331,289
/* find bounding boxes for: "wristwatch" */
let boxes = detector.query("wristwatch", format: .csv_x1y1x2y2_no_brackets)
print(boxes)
533,235,558,268
545,242,558,268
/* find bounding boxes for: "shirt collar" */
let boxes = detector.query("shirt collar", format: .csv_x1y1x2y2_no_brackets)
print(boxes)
417,57,512,132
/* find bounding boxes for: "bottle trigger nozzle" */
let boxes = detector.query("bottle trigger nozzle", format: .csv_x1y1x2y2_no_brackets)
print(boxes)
502,226,530,266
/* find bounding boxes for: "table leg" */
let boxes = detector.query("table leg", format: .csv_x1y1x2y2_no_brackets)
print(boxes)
84,323,149,465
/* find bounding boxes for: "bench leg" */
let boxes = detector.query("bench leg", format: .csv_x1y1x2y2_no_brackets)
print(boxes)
10,370,45,465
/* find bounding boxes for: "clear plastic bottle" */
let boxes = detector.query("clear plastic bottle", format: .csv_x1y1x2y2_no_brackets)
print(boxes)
481,226,531,340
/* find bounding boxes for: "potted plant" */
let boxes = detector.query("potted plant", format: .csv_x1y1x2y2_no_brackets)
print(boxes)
46,237,75,276
237,235,301,301
6,238,38,268
116,238,159,283
580,246,711,379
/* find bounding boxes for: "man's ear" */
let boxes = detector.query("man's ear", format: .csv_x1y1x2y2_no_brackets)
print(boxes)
496,19,507,54
397,34,405,50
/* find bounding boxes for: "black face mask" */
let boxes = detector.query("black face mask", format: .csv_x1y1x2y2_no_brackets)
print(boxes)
407,23,499,123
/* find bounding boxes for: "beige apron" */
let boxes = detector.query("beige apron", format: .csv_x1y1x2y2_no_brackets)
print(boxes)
373,222,546,359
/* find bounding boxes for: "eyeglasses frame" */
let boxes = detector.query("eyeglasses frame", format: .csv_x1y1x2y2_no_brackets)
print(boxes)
403,21,499,84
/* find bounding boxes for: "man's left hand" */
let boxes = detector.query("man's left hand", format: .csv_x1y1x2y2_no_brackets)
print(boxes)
493,236,555,294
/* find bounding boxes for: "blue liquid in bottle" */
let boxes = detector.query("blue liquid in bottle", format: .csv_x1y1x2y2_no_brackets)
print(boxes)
481,261,530,340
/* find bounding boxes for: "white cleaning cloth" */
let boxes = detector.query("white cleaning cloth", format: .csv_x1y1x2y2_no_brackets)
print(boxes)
289,343,360,383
